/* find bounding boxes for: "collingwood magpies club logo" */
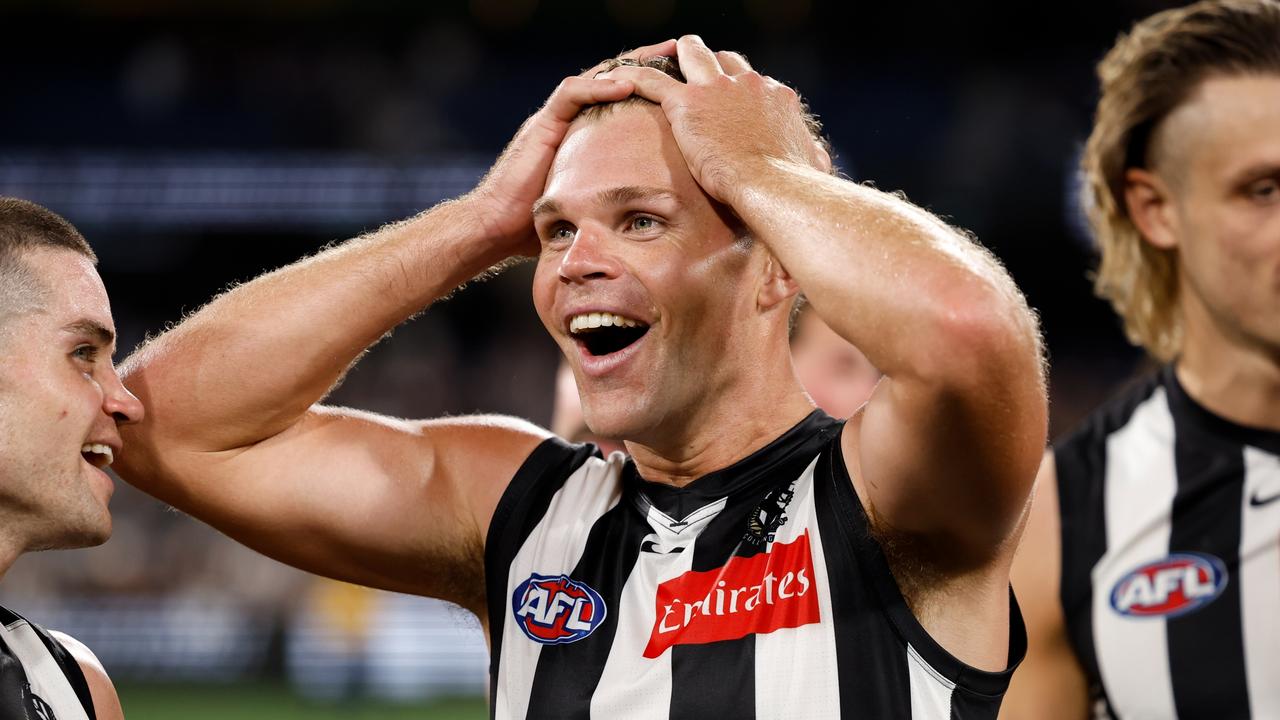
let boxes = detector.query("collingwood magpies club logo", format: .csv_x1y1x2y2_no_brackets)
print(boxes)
744,481,796,547
23,683,57,720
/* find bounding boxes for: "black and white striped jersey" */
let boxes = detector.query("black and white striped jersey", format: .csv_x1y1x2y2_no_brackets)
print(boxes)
0,605,96,720
1056,365,1280,719
485,410,1026,719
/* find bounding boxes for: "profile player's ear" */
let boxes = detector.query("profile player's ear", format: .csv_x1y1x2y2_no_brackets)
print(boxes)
1123,167,1179,251
757,253,800,313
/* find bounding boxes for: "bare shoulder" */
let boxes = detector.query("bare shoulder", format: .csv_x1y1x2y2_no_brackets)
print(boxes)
837,412,1023,671
48,631,125,720
412,413,554,531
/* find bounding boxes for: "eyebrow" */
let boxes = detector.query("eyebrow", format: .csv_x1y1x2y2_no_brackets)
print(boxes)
1229,161,1280,185
62,319,115,348
531,186,681,219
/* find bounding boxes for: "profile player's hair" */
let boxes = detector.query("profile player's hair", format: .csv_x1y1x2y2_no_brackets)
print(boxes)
0,197,96,327
1083,0,1280,361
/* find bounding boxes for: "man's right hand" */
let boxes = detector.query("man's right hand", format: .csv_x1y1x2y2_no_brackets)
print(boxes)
466,39,676,257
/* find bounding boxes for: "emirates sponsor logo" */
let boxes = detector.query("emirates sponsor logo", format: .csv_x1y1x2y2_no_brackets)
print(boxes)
643,532,820,658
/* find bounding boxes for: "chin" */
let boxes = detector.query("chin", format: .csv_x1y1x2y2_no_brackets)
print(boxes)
65,507,113,549
580,399,649,443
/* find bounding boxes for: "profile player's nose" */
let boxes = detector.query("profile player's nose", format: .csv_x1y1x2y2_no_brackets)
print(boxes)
103,366,145,425
558,226,621,284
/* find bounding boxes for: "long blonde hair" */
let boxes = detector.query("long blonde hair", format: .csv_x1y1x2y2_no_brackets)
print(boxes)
1083,0,1280,361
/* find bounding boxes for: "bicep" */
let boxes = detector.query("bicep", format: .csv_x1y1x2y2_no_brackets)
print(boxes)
49,632,124,720
132,407,548,609
1002,455,1090,720
849,352,1047,567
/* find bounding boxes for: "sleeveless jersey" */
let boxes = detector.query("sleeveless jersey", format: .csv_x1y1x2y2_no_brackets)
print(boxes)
0,605,95,720
485,411,1025,719
1056,365,1280,718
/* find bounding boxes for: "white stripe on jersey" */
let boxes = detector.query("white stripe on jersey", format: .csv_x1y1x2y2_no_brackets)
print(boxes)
495,453,627,720
1093,387,1179,718
587,497,722,719
1241,447,1280,717
907,643,955,717
0,618,91,720
754,457,842,720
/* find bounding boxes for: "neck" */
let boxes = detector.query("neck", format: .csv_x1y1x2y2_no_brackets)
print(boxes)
624,352,816,487
0,528,23,582
1176,298,1280,431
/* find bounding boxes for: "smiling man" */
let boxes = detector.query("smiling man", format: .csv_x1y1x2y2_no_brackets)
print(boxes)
116,38,1046,718
0,197,140,720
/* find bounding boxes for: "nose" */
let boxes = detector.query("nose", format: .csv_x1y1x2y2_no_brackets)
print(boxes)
103,366,145,425
559,226,622,284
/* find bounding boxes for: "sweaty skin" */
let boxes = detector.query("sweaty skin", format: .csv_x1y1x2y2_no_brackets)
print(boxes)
117,37,1045,673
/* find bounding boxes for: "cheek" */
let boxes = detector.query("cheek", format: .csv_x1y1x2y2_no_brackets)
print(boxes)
530,260,560,331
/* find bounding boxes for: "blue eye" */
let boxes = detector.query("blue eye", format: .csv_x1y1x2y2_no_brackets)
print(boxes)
73,345,98,362
630,216,659,232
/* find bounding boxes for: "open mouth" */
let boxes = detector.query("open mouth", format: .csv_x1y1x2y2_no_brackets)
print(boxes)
569,312,650,357
80,443,114,469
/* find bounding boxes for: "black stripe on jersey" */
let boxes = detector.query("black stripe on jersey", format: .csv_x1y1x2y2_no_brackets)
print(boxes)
814,439,913,719
484,437,601,713
1055,372,1162,716
821,429,1026,717
523,500,650,718
667,479,766,720
1166,374,1250,719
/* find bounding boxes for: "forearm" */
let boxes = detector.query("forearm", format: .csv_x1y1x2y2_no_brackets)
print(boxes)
120,197,508,456
734,158,1040,386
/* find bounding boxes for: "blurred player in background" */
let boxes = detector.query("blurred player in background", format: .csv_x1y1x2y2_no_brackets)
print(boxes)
1003,1,1280,717
789,304,881,419
117,37,1046,717
0,197,139,720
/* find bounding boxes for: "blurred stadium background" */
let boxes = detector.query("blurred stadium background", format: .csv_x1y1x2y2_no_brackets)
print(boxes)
1,0,1180,716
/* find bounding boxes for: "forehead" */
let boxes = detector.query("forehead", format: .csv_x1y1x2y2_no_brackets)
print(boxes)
22,247,113,332
1164,74,1280,178
544,103,702,202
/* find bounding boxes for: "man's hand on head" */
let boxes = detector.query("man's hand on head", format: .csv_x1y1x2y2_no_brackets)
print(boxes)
597,35,831,208
465,39,677,259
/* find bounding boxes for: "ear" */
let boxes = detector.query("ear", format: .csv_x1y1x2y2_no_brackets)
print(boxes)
1123,167,1180,250
757,252,801,312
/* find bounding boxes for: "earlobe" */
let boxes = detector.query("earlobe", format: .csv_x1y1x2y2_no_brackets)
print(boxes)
1123,168,1179,250
757,255,801,312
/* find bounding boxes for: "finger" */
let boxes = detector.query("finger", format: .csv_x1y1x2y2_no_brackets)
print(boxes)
621,38,677,62
580,39,676,78
595,65,680,105
544,76,635,123
676,34,722,83
715,50,752,75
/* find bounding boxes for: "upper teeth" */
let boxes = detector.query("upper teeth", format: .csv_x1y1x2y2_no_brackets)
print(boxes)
81,443,113,466
569,312,642,334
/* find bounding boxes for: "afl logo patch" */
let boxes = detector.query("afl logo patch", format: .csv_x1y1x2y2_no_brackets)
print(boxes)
512,573,607,645
1110,553,1228,619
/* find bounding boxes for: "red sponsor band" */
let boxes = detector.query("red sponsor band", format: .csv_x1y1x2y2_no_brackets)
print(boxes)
644,532,820,658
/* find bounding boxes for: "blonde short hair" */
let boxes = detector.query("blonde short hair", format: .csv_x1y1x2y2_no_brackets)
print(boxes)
1082,0,1280,360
